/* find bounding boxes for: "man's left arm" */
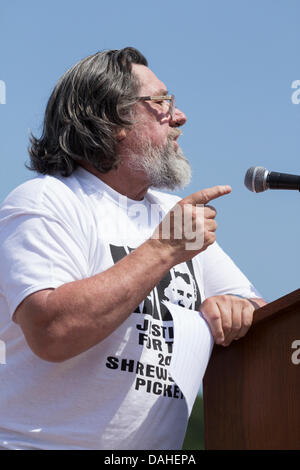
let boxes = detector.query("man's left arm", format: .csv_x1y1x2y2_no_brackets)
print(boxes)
200,294,267,347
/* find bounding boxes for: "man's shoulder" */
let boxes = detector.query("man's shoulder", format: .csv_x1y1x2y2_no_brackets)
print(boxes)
3,172,72,197
0,172,84,221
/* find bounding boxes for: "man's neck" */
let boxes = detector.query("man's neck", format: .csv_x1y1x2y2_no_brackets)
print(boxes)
78,161,150,201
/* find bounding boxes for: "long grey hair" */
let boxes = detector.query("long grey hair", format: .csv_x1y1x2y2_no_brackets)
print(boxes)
27,47,147,176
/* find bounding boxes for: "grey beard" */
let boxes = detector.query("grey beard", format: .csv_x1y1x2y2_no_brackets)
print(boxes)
128,136,191,190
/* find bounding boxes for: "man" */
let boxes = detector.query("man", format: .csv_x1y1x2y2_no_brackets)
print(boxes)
0,47,266,450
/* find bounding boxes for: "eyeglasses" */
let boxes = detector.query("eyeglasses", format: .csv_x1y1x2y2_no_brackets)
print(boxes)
137,94,175,119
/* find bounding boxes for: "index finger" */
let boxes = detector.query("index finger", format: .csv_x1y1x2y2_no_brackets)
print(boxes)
184,185,232,205
201,301,225,345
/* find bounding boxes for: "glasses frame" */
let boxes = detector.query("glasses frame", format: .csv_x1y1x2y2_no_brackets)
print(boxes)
137,94,175,118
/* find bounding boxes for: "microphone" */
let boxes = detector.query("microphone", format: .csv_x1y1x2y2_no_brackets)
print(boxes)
244,166,300,193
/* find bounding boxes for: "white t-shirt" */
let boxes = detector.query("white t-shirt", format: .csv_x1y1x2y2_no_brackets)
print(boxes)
0,167,261,450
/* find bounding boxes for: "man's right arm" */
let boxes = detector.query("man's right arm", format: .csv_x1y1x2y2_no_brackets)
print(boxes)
14,185,231,362
14,239,177,362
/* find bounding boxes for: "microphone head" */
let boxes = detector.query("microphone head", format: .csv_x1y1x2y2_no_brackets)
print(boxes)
244,166,269,193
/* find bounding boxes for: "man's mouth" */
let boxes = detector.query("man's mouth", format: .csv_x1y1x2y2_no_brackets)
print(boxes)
170,130,182,148
173,130,182,140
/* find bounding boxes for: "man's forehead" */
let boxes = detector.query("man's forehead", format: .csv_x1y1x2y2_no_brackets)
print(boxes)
132,63,167,95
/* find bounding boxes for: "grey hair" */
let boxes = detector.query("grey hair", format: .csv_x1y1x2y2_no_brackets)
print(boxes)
27,47,148,176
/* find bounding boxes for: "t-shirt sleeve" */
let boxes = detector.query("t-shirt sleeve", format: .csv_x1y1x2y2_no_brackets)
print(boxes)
199,241,263,300
0,205,89,319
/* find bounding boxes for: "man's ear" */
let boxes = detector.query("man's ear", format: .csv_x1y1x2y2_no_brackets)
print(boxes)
115,128,127,141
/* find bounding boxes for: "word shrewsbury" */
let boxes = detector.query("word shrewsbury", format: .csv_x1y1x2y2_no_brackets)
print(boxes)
106,356,184,399
104,454,196,466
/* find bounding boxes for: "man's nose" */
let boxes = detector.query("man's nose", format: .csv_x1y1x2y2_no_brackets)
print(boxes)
169,107,187,127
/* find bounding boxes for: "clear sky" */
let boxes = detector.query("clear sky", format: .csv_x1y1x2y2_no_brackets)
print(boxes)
0,0,299,303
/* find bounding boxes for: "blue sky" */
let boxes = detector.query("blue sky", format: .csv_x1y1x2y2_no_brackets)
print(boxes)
0,0,299,303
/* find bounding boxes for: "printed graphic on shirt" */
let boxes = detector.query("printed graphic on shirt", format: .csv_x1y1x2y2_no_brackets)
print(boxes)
105,244,202,401
109,244,202,320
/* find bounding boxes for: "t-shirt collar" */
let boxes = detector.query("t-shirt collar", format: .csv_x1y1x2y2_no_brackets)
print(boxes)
74,166,147,207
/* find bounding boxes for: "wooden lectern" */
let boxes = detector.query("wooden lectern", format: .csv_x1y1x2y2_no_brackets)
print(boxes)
203,289,300,450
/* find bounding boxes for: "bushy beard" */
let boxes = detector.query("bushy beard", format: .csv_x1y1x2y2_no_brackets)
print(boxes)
127,130,191,190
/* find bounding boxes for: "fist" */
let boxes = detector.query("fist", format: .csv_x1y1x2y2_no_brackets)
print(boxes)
200,295,255,346
152,185,232,265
